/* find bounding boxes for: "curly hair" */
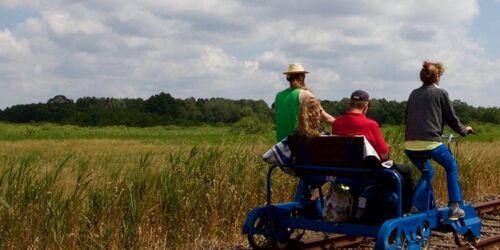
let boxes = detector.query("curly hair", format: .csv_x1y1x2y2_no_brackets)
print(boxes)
420,61,445,84
297,97,322,138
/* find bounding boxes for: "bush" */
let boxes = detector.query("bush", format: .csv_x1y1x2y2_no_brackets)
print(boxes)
231,116,270,135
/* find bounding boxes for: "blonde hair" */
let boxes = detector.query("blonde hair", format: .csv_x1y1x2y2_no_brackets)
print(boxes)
420,61,445,84
297,97,322,138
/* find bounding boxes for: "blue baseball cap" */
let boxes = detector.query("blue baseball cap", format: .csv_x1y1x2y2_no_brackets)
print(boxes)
350,90,369,101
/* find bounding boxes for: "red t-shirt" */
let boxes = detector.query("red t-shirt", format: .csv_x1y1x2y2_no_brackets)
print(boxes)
331,112,389,157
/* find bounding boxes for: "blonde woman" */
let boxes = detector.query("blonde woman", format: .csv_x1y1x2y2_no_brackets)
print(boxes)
404,61,474,220
297,96,323,139
292,96,325,217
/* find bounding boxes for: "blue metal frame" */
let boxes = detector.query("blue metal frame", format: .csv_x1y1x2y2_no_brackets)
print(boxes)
243,159,481,249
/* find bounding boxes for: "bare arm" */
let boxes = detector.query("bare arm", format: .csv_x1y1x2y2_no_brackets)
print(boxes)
299,89,314,103
320,109,335,124
299,89,336,124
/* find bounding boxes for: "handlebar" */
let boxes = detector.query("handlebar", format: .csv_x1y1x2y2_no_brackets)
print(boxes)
441,130,476,144
441,134,461,144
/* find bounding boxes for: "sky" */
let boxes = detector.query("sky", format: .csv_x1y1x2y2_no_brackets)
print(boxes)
0,0,499,109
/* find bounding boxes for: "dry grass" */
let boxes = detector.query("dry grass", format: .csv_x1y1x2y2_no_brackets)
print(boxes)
0,137,498,249
0,139,295,249
431,141,500,203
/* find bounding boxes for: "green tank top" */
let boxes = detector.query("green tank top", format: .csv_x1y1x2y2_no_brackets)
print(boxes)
275,88,301,141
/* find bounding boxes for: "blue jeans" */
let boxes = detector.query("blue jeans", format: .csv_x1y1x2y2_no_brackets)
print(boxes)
405,144,462,204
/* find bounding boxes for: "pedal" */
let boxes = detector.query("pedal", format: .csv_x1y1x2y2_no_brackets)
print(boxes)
440,217,460,224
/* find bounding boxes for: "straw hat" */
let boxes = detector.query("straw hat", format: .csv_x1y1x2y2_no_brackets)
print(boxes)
283,63,309,75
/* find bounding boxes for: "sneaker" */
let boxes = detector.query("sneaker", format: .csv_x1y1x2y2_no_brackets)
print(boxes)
448,206,465,220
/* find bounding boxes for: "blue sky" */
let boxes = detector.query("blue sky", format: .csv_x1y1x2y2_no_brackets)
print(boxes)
0,8,34,28
470,0,500,60
0,0,499,109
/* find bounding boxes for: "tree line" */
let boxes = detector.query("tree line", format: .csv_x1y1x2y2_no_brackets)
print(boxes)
0,93,271,126
0,93,498,126
322,98,500,125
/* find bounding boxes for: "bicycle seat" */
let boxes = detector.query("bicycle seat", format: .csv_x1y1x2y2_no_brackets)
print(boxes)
408,151,431,160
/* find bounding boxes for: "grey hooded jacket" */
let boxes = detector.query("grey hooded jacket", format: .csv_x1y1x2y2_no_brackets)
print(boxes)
405,84,468,142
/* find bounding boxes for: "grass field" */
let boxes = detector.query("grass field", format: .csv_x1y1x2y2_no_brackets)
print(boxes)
0,122,498,249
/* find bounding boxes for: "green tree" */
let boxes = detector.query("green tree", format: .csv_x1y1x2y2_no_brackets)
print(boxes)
172,97,199,124
2,103,48,123
145,92,180,122
453,100,473,124
2,92,499,126
47,95,76,123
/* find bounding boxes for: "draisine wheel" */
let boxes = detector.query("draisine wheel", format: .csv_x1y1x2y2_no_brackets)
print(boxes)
274,209,305,249
387,229,409,250
454,231,480,247
385,221,432,250
247,208,305,250
417,222,432,250
247,213,274,249
421,235,431,250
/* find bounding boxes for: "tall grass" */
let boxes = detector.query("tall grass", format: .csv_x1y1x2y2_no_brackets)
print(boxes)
0,140,295,249
0,123,498,248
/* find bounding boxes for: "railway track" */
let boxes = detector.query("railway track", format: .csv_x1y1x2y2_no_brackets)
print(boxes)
295,198,500,250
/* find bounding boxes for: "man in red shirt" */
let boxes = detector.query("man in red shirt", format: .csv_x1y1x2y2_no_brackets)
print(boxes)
332,90,414,213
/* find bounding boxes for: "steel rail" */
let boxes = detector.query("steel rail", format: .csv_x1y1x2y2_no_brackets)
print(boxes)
455,234,500,250
298,234,364,249
455,199,500,250
474,198,500,214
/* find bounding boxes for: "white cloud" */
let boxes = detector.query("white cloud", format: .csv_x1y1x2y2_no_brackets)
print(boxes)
0,0,40,8
200,46,235,73
0,0,498,109
0,29,30,58
44,11,108,36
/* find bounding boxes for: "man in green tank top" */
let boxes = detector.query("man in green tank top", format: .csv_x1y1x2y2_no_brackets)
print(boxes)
274,63,335,141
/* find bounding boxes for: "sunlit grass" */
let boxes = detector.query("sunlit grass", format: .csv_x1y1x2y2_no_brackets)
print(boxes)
0,123,498,248
0,122,275,144
0,139,296,249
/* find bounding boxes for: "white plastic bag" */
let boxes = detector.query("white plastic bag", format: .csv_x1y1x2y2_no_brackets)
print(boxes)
262,138,292,165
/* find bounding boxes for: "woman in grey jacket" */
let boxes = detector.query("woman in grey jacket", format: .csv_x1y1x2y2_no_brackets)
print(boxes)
404,61,474,220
